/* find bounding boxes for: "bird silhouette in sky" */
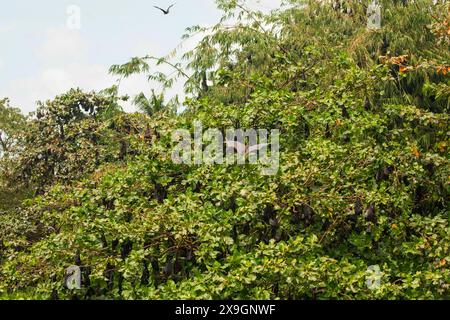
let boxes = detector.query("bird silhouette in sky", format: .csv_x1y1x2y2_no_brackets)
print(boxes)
153,3,176,15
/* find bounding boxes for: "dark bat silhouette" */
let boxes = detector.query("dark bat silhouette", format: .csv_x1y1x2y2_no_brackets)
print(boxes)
153,3,175,15
364,204,377,223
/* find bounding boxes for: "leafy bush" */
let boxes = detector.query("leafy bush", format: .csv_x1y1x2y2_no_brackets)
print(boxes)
0,0,448,299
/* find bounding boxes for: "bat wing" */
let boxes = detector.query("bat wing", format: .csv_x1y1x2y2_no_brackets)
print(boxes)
153,6,166,13
225,140,247,154
247,143,268,154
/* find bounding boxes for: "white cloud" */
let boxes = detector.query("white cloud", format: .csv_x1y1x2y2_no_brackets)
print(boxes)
1,27,152,114
0,22,16,72
2,57,190,115
2,20,214,115
37,28,88,67
1,64,109,113
0,21,17,34
133,41,165,57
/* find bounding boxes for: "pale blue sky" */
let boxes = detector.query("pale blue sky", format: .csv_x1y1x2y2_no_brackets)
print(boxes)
0,0,282,113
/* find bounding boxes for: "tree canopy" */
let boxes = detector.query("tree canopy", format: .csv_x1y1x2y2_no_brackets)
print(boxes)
0,0,449,299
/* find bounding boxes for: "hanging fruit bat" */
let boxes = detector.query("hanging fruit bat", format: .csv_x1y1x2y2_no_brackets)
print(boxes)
364,204,377,223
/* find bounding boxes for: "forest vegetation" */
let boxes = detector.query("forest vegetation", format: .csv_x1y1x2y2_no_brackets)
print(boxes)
0,0,449,299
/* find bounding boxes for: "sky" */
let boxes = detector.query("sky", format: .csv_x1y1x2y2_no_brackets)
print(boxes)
0,0,283,114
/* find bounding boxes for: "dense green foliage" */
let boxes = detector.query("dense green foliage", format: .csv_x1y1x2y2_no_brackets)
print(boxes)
0,98,28,211
0,0,449,299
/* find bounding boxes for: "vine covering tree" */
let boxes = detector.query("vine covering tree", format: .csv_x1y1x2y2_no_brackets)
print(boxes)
0,0,448,299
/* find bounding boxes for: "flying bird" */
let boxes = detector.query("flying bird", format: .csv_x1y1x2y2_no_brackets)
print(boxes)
153,3,175,15
225,140,268,156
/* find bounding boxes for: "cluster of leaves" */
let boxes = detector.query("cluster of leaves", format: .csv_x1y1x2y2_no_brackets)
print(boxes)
0,99,28,211
0,0,448,299
0,98,25,155
10,89,148,192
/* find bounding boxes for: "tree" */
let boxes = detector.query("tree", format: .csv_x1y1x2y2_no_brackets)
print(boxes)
133,90,166,116
0,98,25,156
0,98,27,211
0,0,448,300
11,88,139,193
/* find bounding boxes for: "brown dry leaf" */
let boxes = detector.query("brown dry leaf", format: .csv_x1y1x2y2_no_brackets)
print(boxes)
391,55,409,65
436,65,449,75
412,147,421,158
